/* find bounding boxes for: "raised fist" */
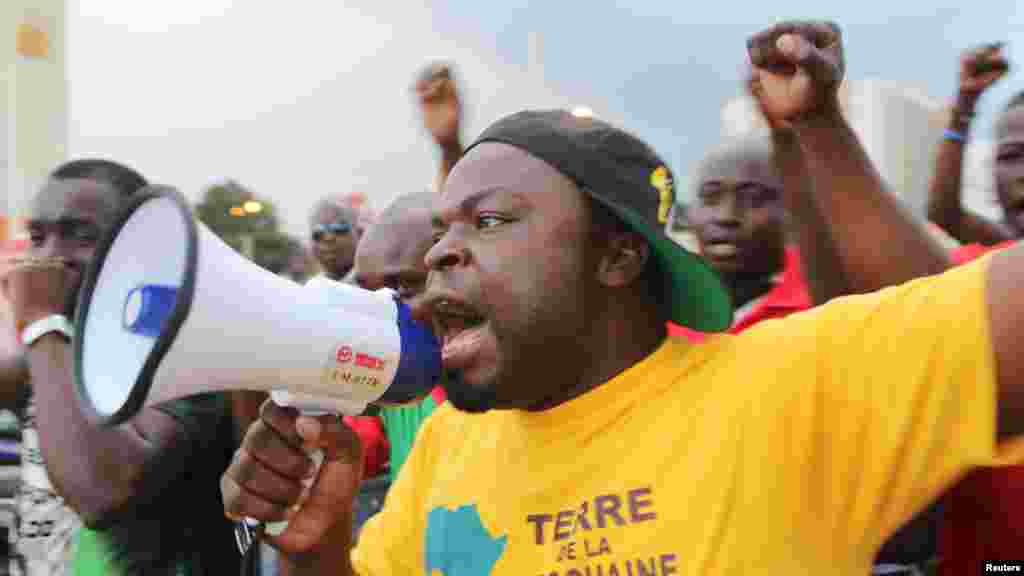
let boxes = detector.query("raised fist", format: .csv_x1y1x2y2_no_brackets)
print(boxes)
414,62,462,149
747,20,845,130
1,257,76,333
959,43,1009,97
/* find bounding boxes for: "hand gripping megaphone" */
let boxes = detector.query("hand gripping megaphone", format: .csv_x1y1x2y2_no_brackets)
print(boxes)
72,186,441,542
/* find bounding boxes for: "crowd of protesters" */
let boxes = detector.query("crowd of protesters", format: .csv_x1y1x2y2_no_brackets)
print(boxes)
0,17,1021,576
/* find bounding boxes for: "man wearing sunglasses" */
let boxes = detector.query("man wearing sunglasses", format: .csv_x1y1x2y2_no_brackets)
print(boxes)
309,198,363,283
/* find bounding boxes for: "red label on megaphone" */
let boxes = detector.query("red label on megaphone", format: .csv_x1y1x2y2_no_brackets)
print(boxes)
336,345,353,364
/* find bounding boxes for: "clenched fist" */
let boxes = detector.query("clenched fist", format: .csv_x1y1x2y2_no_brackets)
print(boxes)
414,62,462,149
1,257,77,333
221,400,364,555
959,42,1008,97
747,20,845,131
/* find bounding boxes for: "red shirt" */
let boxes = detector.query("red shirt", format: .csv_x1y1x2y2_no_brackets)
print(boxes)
343,415,390,479
942,240,1022,576
668,246,812,341
431,385,447,405
347,385,447,479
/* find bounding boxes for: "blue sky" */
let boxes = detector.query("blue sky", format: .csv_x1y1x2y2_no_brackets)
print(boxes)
69,1,1022,236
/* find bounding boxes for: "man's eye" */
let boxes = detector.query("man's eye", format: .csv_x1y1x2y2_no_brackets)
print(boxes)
73,229,98,244
476,214,506,229
698,190,721,205
742,186,779,208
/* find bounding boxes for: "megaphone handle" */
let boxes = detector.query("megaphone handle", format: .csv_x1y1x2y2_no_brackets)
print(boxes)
262,447,326,536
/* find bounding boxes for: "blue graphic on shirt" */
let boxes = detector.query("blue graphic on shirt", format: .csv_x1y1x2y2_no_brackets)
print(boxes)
425,504,507,575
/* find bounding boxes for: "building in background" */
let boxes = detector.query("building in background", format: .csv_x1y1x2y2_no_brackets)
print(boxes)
1,0,67,244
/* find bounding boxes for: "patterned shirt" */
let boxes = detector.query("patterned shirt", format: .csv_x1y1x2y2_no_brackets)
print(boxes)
9,393,80,575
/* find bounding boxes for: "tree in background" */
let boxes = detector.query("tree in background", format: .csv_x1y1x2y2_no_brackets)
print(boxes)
194,180,293,274
195,180,300,441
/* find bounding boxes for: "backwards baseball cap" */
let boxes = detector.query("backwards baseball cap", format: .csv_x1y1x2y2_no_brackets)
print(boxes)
466,109,732,332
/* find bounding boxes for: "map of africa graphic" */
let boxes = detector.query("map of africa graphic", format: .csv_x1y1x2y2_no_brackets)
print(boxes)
426,504,507,575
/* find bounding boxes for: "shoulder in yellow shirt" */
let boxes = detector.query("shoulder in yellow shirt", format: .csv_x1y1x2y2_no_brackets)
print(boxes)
353,255,1003,575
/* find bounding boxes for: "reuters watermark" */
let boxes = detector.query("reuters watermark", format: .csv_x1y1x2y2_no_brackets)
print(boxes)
984,562,1024,573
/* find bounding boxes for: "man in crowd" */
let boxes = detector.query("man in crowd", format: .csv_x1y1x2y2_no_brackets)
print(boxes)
352,192,447,479
340,192,447,537
341,61,466,533
309,198,363,283
672,136,813,338
224,21,1019,575
0,160,239,575
925,43,1024,575
678,134,945,572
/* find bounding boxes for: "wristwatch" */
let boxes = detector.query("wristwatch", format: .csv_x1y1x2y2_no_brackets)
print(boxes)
20,315,73,347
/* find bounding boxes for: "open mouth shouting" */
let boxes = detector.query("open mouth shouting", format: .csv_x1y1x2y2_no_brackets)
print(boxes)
432,296,491,372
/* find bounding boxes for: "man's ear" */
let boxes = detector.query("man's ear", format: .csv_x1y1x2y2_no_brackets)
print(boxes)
596,233,649,288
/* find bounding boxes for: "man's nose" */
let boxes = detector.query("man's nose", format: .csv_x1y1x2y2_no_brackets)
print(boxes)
424,229,467,271
710,194,742,227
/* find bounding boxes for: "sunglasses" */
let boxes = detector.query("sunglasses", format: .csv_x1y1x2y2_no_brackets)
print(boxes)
312,222,353,242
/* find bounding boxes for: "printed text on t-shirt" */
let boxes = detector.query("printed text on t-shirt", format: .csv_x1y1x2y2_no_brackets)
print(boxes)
526,487,679,576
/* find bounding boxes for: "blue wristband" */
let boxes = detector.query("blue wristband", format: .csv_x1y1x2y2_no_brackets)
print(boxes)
943,129,964,143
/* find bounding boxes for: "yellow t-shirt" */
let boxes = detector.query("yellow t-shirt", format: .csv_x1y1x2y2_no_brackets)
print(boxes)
352,255,1010,575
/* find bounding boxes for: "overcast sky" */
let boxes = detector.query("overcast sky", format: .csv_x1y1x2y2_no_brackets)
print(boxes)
67,1,1023,237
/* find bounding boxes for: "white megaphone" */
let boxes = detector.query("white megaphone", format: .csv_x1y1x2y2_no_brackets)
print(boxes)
72,186,441,540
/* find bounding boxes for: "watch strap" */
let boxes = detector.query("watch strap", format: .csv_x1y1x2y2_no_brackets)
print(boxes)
20,315,73,346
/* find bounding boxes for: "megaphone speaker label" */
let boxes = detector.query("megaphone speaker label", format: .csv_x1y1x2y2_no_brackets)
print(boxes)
323,344,391,397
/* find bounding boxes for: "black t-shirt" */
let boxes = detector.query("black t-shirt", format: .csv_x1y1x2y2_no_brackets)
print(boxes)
97,393,241,576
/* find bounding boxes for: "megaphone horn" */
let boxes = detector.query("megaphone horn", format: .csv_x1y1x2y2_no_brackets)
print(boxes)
73,183,441,425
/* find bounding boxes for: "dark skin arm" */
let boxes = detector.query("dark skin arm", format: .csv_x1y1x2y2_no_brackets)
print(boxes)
0,351,28,410
438,142,466,194
26,334,182,525
223,402,364,576
926,44,1013,246
987,245,1024,440
767,121,851,305
4,261,184,526
416,63,464,193
749,22,949,299
278,518,355,576
750,22,1024,441
797,113,951,288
